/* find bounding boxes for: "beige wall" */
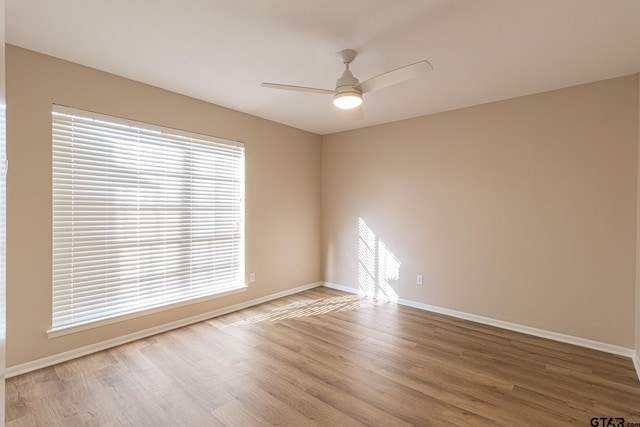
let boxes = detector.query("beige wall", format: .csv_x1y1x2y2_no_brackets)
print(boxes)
323,74,639,348
6,45,322,367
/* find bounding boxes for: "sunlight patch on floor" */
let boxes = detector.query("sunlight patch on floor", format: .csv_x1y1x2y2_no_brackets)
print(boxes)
225,294,387,326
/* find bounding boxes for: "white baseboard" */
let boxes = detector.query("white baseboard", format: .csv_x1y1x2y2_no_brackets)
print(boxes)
397,298,634,358
633,351,640,382
6,281,323,378
322,281,636,359
322,281,360,294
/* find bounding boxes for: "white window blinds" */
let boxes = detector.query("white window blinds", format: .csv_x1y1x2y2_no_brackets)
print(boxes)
52,105,245,333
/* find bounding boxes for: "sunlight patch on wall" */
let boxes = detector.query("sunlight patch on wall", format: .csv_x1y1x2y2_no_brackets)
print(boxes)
358,218,400,302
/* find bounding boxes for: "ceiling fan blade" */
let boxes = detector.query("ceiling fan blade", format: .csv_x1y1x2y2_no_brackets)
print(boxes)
261,82,334,95
357,60,433,94
347,105,364,121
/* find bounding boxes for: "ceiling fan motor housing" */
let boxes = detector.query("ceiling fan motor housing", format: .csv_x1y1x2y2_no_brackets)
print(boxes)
334,68,361,96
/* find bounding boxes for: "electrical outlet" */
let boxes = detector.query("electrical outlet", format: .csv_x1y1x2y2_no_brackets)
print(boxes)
249,273,255,283
416,275,423,285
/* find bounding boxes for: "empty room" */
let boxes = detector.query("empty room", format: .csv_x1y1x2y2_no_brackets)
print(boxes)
1,0,640,425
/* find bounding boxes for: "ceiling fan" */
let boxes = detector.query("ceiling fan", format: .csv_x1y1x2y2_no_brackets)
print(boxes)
261,49,433,117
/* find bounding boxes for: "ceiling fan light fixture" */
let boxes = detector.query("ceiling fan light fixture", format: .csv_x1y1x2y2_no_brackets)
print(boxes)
333,91,363,109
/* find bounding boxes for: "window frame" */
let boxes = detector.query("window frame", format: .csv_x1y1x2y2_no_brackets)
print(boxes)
49,105,246,338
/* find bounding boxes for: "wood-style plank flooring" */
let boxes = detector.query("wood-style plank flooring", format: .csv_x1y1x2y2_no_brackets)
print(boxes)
6,287,640,426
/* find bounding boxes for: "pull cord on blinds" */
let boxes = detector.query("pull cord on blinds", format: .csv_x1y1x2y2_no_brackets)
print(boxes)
51,105,245,336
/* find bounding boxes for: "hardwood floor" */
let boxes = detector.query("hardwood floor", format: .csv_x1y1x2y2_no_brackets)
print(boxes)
6,287,640,426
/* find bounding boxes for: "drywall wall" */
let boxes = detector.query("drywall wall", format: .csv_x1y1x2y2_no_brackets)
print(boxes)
323,74,639,348
6,45,322,367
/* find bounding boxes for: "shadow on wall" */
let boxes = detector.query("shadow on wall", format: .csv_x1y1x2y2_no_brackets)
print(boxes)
358,218,400,302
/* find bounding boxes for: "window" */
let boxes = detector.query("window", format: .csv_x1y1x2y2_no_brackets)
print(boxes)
51,105,245,335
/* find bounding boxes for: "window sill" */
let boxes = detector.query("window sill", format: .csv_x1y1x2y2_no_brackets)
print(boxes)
47,285,248,339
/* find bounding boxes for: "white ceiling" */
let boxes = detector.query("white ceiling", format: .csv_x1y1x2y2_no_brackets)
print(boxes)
6,0,640,135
